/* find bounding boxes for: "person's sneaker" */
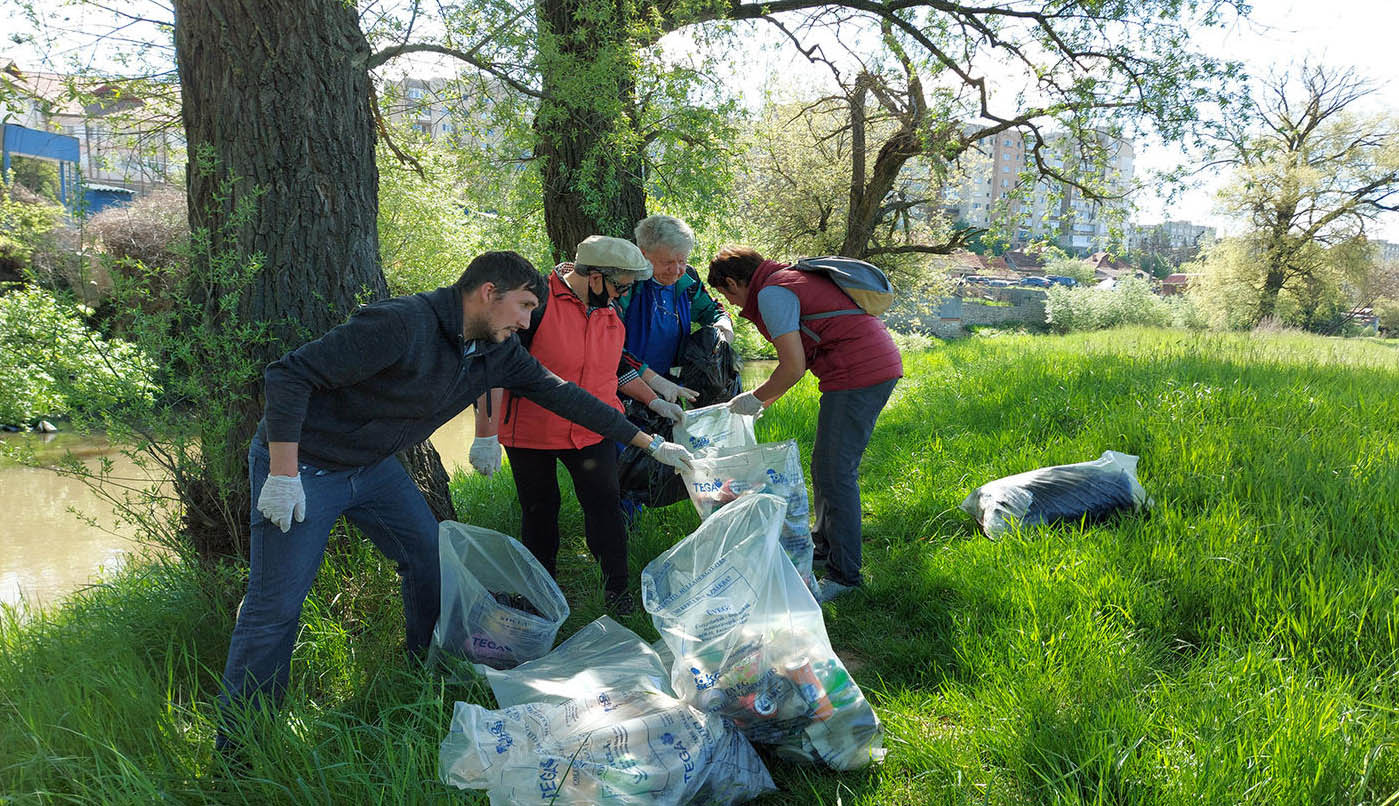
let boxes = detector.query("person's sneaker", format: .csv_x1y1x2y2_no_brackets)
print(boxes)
815,577,857,604
604,590,637,616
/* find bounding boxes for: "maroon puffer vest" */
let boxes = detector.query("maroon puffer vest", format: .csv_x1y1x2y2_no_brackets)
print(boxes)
740,260,902,392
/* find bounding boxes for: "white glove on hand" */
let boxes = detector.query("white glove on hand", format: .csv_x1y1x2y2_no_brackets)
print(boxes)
469,435,502,477
647,374,699,404
715,318,735,345
727,391,765,416
647,397,686,424
648,440,694,471
257,474,305,534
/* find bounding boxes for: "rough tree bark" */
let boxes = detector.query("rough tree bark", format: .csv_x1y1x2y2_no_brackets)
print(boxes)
535,0,647,258
173,0,454,562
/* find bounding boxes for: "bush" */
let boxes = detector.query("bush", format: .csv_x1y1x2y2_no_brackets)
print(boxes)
1375,298,1399,336
0,181,67,286
0,285,157,425
87,187,189,270
1046,277,1204,333
731,315,775,359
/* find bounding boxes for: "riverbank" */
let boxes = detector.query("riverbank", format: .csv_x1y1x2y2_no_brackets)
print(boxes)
2,330,1397,803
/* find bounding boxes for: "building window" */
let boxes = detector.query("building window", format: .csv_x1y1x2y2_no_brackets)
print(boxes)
1001,179,1010,188
1004,138,1013,146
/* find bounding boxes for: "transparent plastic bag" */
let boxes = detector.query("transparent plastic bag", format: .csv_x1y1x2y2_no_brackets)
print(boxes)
441,616,775,805
672,402,757,455
478,616,673,707
642,494,886,770
960,449,1151,538
432,521,570,670
679,441,817,593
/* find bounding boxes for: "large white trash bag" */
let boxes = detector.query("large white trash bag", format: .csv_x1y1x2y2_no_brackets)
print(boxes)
478,616,674,708
642,494,886,770
439,621,777,800
961,449,1151,538
433,521,569,670
672,402,757,455
679,441,817,593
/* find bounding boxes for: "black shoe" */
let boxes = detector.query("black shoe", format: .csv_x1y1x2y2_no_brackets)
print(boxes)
604,590,636,616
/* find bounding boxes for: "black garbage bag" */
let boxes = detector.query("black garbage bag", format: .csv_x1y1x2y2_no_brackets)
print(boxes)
678,325,743,406
617,403,688,508
960,450,1151,537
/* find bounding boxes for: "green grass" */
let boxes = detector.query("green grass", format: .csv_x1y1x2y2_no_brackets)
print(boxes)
3,327,1398,804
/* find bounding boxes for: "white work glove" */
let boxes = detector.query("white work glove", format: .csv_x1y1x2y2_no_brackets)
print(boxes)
469,434,502,477
648,439,694,471
727,391,765,417
647,373,699,404
256,474,305,534
647,397,686,424
715,318,735,345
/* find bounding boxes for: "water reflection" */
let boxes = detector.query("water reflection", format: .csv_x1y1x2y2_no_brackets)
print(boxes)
0,432,155,610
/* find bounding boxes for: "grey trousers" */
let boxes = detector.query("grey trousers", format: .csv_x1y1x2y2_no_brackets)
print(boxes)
810,377,897,587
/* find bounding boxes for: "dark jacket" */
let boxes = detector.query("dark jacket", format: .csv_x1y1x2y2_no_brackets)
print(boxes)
257,285,641,470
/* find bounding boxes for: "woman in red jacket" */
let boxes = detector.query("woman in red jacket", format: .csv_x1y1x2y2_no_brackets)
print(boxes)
472,236,690,615
708,246,902,603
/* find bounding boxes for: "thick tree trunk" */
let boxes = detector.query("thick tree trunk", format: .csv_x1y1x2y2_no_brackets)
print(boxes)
535,0,647,259
174,0,453,562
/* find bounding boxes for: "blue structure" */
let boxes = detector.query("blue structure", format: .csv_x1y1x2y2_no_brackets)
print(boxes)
83,182,135,214
1,122,82,208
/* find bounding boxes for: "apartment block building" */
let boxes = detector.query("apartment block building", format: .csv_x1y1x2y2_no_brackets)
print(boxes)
943,127,1134,254
1127,219,1216,251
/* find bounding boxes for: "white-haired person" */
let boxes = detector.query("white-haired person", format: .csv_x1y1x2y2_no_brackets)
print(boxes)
617,214,735,404
470,236,690,615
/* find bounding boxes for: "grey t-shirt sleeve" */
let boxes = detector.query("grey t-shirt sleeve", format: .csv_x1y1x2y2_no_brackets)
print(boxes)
756,285,801,338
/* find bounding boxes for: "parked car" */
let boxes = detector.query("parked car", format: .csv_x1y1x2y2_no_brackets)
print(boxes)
1046,275,1079,287
1018,276,1052,288
985,278,1016,287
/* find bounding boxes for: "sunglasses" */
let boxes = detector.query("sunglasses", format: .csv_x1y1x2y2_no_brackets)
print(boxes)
603,276,634,294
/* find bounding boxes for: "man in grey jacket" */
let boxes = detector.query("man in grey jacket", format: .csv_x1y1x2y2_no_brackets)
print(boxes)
216,250,691,755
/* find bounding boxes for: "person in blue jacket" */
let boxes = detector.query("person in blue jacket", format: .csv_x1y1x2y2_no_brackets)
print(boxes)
617,214,734,402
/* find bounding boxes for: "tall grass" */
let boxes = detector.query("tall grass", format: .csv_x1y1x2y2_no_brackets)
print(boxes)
3,327,1397,803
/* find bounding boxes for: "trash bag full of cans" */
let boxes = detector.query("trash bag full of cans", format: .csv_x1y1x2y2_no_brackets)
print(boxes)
961,449,1151,538
642,493,886,770
679,441,818,594
440,616,775,806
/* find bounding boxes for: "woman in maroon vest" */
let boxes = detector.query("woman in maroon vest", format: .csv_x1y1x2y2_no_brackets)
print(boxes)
707,246,902,603
472,236,692,615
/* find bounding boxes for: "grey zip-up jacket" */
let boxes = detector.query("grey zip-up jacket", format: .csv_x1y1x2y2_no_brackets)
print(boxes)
256,285,641,470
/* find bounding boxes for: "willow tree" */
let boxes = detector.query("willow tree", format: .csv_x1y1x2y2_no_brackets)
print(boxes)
1207,65,1399,325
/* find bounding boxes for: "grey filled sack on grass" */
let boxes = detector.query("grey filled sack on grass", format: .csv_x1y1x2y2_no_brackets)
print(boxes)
432,521,569,670
679,440,817,594
672,402,757,455
440,616,775,805
643,494,886,771
960,449,1151,538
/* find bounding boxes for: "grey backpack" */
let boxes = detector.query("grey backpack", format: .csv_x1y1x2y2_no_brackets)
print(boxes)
791,256,895,317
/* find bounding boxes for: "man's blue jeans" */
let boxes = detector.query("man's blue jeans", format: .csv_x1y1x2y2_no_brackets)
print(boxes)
217,439,440,740
811,378,897,588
